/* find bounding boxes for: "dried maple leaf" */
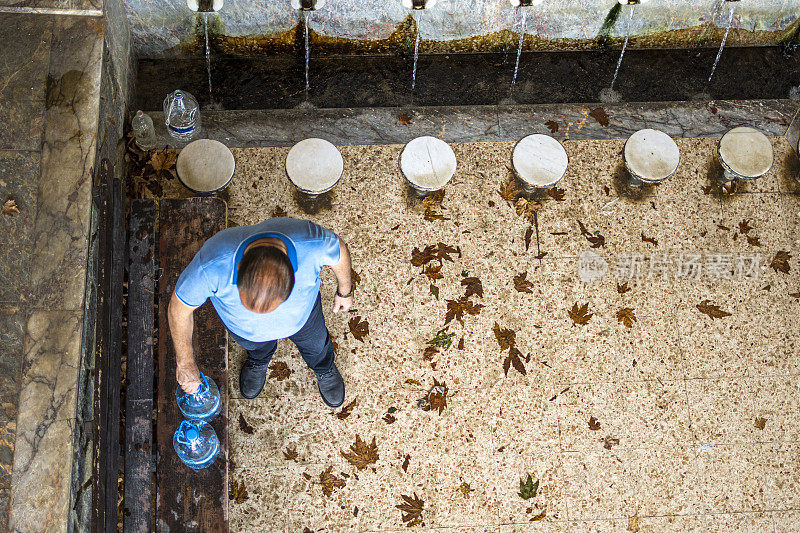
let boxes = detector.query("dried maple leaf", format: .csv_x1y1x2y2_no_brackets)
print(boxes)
383,412,397,424
771,251,791,274
423,207,448,222
567,302,593,325
422,346,438,361
456,482,472,499
617,307,636,328
1,199,20,217
498,179,521,204
396,493,425,527
269,361,293,381
335,398,358,420
589,107,610,127
405,379,422,386
641,232,658,247
401,454,410,472
524,226,533,251
515,197,541,225
229,477,249,504
492,322,517,351
319,466,346,497
514,271,535,294
272,206,287,218
398,113,412,125
348,316,369,341
436,242,461,263
444,297,484,325
739,219,753,234
422,189,445,208
351,268,361,292
423,264,443,280
518,474,539,500
616,282,631,294
457,337,465,350
419,378,448,415
461,276,483,298
696,299,731,319
546,187,566,202
602,436,620,450
503,346,527,377
284,445,299,461
341,435,379,470
545,120,559,134
411,244,439,267
238,413,255,435
531,509,546,521
577,220,606,248
588,416,601,430
754,417,767,430
747,235,761,247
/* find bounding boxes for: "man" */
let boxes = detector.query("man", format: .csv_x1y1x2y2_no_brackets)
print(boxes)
168,217,352,408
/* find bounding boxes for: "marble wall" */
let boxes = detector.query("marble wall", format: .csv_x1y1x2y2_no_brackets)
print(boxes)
123,0,800,58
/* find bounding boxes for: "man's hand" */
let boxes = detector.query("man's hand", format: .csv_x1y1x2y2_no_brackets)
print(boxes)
333,294,353,313
177,363,203,394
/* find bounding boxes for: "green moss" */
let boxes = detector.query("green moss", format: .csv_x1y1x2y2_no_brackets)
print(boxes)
597,3,623,40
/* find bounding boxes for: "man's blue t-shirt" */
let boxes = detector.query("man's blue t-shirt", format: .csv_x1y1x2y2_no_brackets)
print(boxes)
174,218,341,342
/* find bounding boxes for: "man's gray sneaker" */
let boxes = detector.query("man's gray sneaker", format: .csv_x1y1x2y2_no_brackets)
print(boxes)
315,363,345,408
239,358,268,399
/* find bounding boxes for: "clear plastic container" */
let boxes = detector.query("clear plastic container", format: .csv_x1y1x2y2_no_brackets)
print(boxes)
173,420,220,470
163,89,201,142
132,110,157,151
176,372,221,422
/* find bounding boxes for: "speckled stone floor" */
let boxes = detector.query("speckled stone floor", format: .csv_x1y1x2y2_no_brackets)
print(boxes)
162,135,800,532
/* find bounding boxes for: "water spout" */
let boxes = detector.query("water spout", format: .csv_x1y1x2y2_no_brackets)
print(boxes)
304,12,311,92
610,3,635,91
511,8,527,86
203,13,212,102
708,0,739,83
411,12,421,90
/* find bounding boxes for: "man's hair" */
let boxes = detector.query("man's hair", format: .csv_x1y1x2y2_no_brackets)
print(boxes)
237,246,294,313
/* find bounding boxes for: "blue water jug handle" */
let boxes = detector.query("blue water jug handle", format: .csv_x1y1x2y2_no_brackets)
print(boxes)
192,373,209,398
175,420,196,447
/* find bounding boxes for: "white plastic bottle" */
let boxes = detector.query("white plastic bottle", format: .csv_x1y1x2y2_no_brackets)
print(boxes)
132,110,157,151
163,90,201,142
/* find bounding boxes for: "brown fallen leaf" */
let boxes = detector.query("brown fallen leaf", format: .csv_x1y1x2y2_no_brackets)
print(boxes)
617,282,631,294
577,220,606,248
238,413,255,435
422,346,438,361
1,199,19,217
268,361,293,381
457,337,465,350
461,276,484,299
436,242,461,263
459,482,473,498
335,398,358,420
747,235,761,247
284,445,299,461
383,413,397,424
545,120,559,134
770,251,791,274
492,322,517,352
398,113,412,125
272,205,287,218
628,515,640,533
617,307,637,328
498,180,521,204
422,189,445,208
341,435,379,470
320,466,346,497
420,378,448,415
641,232,658,247
603,436,620,450
515,197,541,225
739,219,753,234
531,509,546,522
514,271,535,294
411,244,439,267
754,417,767,430
696,299,731,319
503,346,527,377
351,268,361,292
349,316,369,341
423,263,444,281
444,296,484,325
229,477,249,504
524,226,533,251
568,302,593,325
405,379,422,386
546,186,566,202
401,454,411,472
423,207,448,222
589,107,610,127
588,416,601,431
396,493,425,527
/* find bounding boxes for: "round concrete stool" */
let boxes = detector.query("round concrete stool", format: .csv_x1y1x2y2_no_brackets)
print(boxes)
176,139,235,194
400,136,457,196
623,128,680,187
285,138,344,197
718,126,773,188
512,134,568,191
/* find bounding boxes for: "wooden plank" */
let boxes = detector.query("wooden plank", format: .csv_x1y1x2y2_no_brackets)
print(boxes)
124,199,156,533
156,198,228,533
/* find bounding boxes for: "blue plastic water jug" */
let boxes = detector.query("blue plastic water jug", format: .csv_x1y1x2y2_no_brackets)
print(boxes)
176,372,221,422
173,420,220,469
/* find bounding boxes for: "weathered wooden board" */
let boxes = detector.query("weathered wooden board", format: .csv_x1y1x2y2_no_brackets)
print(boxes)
124,199,156,532
156,198,228,533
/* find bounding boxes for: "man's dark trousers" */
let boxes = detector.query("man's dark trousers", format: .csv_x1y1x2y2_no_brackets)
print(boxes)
228,292,335,373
